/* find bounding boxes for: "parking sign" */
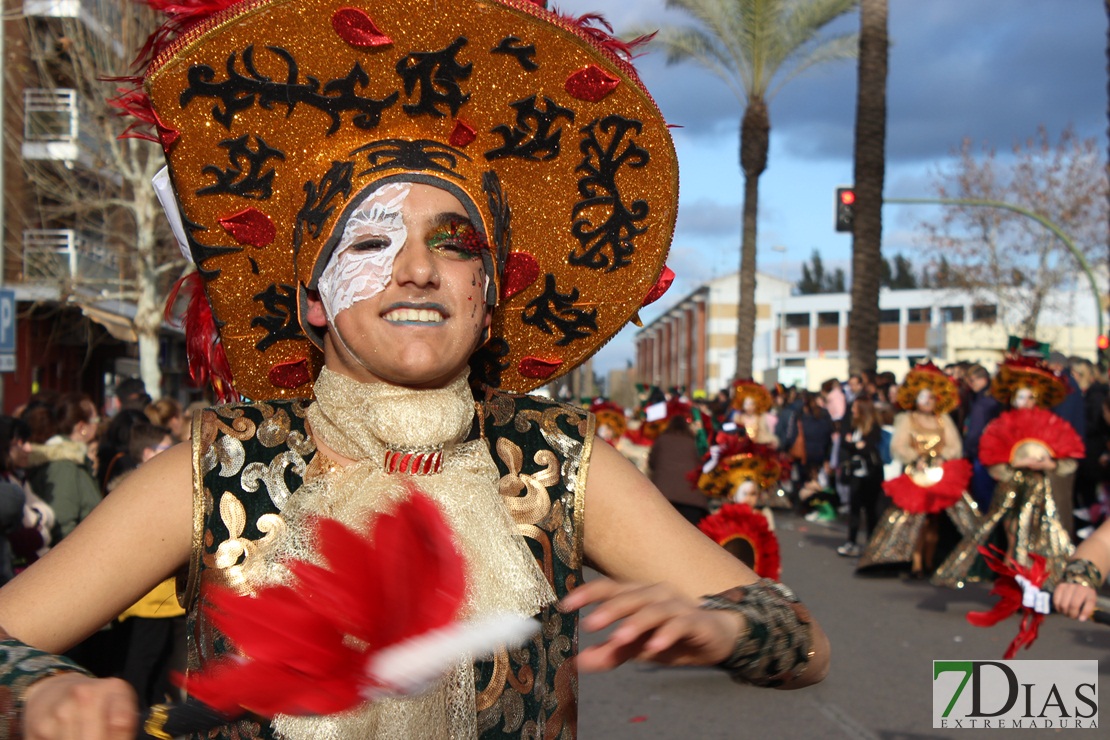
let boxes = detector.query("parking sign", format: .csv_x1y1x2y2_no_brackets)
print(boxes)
0,288,15,372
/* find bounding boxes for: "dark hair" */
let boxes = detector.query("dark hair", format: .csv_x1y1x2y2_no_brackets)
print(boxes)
851,398,878,437
145,398,182,427
20,401,55,444
664,415,692,435
53,393,96,437
968,364,990,382
0,416,29,474
115,377,152,411
128,422,172,460
801,391,824,417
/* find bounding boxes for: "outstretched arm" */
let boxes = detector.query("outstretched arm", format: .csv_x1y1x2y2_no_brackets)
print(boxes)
567,437,829,689
1053,519,1110,621
0,441,195,738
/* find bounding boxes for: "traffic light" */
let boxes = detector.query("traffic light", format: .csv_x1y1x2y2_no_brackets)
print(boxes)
835,186,855,233
1099,334,1110,368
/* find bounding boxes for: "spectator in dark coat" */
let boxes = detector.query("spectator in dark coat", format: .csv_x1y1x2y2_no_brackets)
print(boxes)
963,364,1003,509
648,415,709,526
1072,358,1109,512
799,391,834,482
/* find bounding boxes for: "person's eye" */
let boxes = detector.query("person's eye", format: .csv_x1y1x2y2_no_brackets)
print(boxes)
351,236,391,252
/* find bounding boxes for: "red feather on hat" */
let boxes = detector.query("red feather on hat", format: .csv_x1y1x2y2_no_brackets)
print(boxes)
966,546,1050,659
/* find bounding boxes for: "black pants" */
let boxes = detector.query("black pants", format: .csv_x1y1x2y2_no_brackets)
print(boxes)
847,473,883,545
122,616,187,709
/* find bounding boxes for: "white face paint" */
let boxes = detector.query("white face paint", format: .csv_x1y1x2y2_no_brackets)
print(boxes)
916,389,935,411
1013,387,1036,409
318,182,412,322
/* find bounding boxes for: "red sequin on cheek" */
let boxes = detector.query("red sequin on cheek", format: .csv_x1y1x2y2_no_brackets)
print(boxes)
565,65,620,102
218,208,277,247
331,7,393,48
519,356,563,379
269,358,312,389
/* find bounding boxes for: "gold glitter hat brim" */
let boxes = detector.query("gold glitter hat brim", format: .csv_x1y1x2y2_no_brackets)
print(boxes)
146,0,677,398
991,363,1066,409
730,381,772,415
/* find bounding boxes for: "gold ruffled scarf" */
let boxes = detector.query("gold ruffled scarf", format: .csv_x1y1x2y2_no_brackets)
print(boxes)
246,367,555,739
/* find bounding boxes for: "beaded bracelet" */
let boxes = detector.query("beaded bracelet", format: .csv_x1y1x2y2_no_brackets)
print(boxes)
700,579,814,688
0,638,92,739
1063,559,1103,590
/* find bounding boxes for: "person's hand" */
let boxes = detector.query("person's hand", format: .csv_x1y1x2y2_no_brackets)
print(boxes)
1053,581,1099,622
558,578,742,672
23,673,138,739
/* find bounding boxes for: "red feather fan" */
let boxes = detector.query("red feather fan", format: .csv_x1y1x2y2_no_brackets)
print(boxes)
164,272,240,403
698,503,781,580
966,546,1050,659
882,459,972,514
180,488,469,717
978,407,1085,467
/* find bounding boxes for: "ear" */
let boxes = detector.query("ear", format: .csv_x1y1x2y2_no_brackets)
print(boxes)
304,288,328,328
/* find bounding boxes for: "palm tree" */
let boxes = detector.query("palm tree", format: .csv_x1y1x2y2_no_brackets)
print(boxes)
848,0,887,375
651,0,858,379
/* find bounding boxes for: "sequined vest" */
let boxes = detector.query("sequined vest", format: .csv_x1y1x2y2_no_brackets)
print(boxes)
183,390,593,739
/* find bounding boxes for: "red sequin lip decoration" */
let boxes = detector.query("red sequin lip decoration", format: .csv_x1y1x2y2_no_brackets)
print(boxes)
331,7,393,48
519,356,563,379
641,265,674,306
500,251,540,300
269,358,312,389
218,208,277,247
565,65,620,102
448,119,477,148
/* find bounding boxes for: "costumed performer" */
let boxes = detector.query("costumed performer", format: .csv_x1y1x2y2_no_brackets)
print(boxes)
695,430,788,525
934,355,1082,589
858,362,977,578
0,0,829,737
729,380,779,447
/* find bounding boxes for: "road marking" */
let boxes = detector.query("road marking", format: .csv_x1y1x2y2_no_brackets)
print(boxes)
812,699,881,740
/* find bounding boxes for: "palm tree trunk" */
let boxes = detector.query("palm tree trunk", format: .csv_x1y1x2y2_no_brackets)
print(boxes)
848,0,888,375
735,99,769,380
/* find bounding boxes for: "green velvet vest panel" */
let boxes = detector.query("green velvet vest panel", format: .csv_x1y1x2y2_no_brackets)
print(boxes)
184,391,592,739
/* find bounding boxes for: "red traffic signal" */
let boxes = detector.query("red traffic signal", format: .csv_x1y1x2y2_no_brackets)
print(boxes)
835,186,855,232
1098,335,1109,351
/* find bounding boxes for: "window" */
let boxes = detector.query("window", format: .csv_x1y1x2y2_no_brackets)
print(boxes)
879,308,900,323
971,304,998,323
817,311,839,327
784,313,810,329
941,306,965,323
906,308,931,324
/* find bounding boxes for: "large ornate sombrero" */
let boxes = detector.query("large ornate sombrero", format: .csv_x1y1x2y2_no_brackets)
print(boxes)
136,0,677,399
896,361,960,415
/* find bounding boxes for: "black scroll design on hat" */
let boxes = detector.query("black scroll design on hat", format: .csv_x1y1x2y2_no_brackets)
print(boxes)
251,284,305,351
396,37,472,118
470,337,510,389
521,274,598,346
485,96,575,162
294,161,354,253
181,46,399,134
351,139,470,180
198,134,285,200
481,171,511,271
491,36,539,71
185,219,242,281
569,116,649,273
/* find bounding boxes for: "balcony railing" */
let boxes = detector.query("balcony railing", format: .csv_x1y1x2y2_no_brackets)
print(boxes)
23,0,123,55
22,229,121,285
23,88,79,161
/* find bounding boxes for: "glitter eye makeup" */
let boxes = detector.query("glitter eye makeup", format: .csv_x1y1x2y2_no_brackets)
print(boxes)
426,216,488,260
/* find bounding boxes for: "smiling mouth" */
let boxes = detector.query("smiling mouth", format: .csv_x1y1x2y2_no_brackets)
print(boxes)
383,306,446,324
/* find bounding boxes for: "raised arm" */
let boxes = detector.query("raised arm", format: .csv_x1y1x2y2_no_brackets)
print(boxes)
1053,518,1110,622
0,441,195,738
563,437,830,689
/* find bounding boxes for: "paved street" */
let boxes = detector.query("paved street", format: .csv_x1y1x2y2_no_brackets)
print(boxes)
579,514,1109,738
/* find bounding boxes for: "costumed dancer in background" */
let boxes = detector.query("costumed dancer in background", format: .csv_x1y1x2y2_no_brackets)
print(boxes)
729,380,779,447
934,354,1082,588
0,0,829,736
696,434,783,579
858,362,976,578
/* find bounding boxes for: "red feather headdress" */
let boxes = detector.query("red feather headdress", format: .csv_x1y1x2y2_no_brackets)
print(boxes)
966,546,1050,659
698,503,781,580
882,459,972,514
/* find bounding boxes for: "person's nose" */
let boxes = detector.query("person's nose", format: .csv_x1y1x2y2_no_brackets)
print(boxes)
391,238,439,289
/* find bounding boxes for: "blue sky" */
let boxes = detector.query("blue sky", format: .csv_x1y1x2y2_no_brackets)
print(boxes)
550,0,1109,374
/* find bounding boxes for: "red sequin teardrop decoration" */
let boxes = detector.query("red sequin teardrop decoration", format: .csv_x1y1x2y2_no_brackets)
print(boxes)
449,119,477,148
218,208,276,248
331,7,393,48
565,65,620,102
641,265,674,306
501,251,540,300
269,358,312,389
519,356,563,379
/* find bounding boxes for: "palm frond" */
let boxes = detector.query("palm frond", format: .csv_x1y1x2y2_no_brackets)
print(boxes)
649,25,751,102
768,31,859,98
